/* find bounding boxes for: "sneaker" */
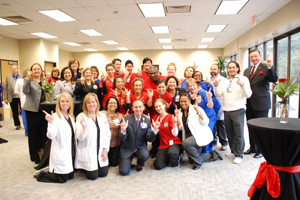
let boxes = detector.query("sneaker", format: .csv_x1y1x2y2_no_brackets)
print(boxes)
233,157,243,164
33,170,43,178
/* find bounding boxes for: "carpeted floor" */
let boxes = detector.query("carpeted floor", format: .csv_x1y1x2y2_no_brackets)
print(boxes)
0,118,264,200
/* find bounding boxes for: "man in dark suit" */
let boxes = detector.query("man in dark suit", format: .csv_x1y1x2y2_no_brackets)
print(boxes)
243,49,278,158
4,65,21,130
118,100,157,176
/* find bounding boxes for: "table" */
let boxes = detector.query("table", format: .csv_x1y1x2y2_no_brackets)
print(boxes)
35,101,80,170
247,117,300,200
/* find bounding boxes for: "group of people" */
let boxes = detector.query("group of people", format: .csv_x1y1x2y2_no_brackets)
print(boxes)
3,48,277,183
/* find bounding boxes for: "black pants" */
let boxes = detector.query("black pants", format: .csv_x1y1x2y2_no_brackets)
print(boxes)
26,110,47,162
37,171,74,183
10,98,21,126
215,120,228,146
154,144,183,170
108,145,120,167
246,105,268,153
82,165,108,180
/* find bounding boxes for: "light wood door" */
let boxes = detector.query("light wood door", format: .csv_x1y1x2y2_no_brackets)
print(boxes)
44,61,56,77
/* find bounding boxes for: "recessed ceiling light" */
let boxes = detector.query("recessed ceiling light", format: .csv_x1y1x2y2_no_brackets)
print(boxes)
102,40,118,45
201,37,215,42
216,0,248,15
197,45,208,49
117,47,129,50
138,3,165,17
162,46,173,49
79,29,103,36
63,42,82,46
206,25,226,32
151,26,169,34
0,18,18,26
38,10,76,22
85,48,97,51
158,38,171,43
30,32,57,38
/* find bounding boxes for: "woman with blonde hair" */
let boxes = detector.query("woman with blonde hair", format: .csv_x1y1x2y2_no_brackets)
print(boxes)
75,93,111,180
35,92,76,183
23,63,48,163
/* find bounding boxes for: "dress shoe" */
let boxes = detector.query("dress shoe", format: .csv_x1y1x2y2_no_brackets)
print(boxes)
220,145,227,151
192,165,202,170
254,152,263,158
244,148,255,155
16,125,21,130
136,164,143,171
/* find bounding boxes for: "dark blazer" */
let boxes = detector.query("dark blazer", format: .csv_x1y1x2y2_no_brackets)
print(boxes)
118,114,156,158
73,81,102,102
244,62,277,111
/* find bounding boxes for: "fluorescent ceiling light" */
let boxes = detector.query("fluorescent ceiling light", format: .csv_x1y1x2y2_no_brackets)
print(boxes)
206,25,226,32
117,47,129,50
30,32,57,38
138,3,165,17
201,37,215,42
102,40,118,45
151,26,169,34
216,0,248,15
79,29,103,36
197,45,208,49
162,46,173,49
38,10,76,22
158,38,171,43
63,42,82,46
85,48,97,52
0,18,18,26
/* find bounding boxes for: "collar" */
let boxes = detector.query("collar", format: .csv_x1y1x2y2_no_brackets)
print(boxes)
227,74,240,79
12,74,19,79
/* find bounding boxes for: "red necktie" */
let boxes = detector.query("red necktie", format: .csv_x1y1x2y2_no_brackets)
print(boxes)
249,66,255,80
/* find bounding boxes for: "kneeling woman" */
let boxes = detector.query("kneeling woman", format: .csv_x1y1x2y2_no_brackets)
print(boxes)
176,93,213,170
36,92,75,183
75,93,111,180
152,99,182,169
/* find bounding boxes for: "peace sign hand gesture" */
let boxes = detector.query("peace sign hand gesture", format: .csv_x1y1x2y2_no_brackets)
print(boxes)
120,117,129,133
101,72,106,81
43,110,54,124
174,105,181,117
152,116,161,130
137,68,142,77
204,77,210,86
80,116,87,129
147,89,153,99
189,91,197,101
262,54,272,68
236,77,244,87
213,78,221,86
206,88,212,99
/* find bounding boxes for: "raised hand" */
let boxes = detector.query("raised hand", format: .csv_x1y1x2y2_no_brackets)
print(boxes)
174,105,181,117
120,117,128,133
152,116,161,129
195,95,202,105
124,109,130,116
143,113,151,119
43,110,54,124
178,77,184,86
80,76,85,85
236,77,244,87
147,89,153,99
27,70,32,79
189,91,197,101
101,72,106,81
262,54,272,67
111,88,118,97
205,77,210,86
166,102,172,109
124,88,131,96
206,88,212,99
137,68,142,77
213,78,221,86
193,62,198,70
80,116,87,129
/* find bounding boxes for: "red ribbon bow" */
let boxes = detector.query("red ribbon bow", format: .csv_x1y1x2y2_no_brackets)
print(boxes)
248,161,300,198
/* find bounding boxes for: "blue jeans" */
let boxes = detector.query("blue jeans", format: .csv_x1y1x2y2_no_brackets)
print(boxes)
21,109,28,136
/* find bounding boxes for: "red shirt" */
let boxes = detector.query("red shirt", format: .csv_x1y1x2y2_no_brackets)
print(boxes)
124,73,137,90
149,90,172,119
141,71,157,92
128,92,149,114
100,77,114,107
107,89,126,115
152,114,181,149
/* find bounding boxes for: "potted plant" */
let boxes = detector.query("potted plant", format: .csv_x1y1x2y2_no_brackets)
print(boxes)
215,56,227,77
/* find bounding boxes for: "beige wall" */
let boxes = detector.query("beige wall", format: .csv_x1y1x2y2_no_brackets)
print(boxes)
59,49,73,69
19,39,42,72
72,49,223,78
40,40,59,67
0,36,19,61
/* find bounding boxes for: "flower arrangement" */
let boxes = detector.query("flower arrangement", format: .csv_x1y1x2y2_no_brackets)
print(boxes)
41,78,54,102
273,75,299,123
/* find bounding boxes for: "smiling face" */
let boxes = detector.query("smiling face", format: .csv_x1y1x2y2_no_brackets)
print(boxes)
193,71,202,82
92,69,99,79
148,67,158,82
133,80,143,93
132,100,144,118
185,67,194,78
157,82,167,96
106,66,115,77
227,62,239,78
143,61,152,72
12,65,18,75
63,69,72,82
187,81,198,93
154,100,166,115
52,71,59,78
70,61,79,72
86,97,98,113
32,64,42,78
84,69,92,81
59,96,70,113
167,78,177,90
167,65,176,76
125,63,133,74
180,95,190,110
210,64,219,77
115,77,124,90
114,60,121,72
249,51,261,66
107,98,118,112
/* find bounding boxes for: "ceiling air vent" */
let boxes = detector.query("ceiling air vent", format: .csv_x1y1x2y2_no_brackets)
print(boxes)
172,39,186,42
166,6,191,13
78,42,92,45
3,16,32,23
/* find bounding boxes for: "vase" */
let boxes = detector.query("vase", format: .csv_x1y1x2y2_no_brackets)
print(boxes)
277,99,289,124
45,91,51,103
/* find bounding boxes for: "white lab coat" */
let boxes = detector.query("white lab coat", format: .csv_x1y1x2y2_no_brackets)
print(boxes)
75,112,111,171
179,105,213,147
47,113,75,174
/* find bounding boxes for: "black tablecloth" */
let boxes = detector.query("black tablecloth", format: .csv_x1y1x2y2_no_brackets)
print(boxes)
248,118,300,200
35,101,80,170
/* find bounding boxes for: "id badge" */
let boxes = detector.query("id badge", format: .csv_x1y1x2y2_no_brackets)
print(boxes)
113,119,120,126
141,122,147,129
169,140,173,146
227,87,232,93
